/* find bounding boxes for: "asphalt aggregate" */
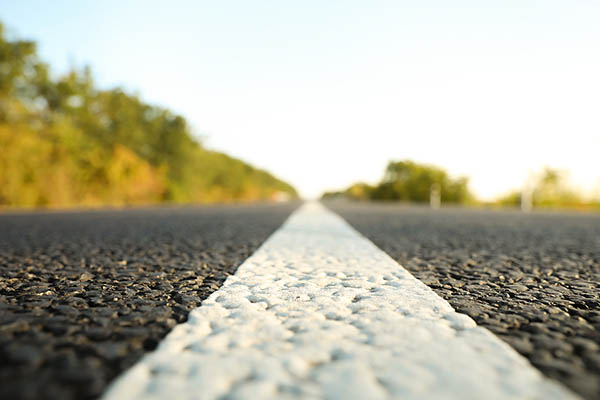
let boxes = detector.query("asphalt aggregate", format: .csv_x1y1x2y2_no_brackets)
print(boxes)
0,203,298,400
327,201,600,400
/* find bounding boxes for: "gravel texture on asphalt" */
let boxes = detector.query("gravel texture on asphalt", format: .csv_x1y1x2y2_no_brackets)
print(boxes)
0,203,298,400
327,201,600,400
104,202,576,400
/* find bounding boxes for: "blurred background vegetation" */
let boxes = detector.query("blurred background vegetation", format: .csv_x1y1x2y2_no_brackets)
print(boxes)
323,161,599,211
322,160,473,205
0,23,297,209
496,168,600,211
1,20,596,212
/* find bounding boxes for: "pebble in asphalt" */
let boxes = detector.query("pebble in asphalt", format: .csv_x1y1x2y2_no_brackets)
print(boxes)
327,201,600,400
0,203,298,400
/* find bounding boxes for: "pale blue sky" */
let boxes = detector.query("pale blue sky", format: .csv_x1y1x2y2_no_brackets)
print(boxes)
2,1,599,199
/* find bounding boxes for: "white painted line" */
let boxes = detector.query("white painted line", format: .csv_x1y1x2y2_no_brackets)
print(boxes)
102,202,578,400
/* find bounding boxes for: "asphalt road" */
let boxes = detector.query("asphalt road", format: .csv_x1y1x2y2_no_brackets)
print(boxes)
0,203,299,400
327,201,600,400
2,201,599,399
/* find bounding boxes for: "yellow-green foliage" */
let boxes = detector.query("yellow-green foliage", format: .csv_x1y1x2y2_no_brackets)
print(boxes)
0,120,166,207
322,160,472,204
0,22,297,208
497,168,596,211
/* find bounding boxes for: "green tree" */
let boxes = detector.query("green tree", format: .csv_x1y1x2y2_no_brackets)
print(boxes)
370,160,471,203
322,160,471,205
497,168,584,209
0,21,297,208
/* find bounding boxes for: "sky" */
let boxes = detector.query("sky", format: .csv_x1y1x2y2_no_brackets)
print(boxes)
2,0,599,200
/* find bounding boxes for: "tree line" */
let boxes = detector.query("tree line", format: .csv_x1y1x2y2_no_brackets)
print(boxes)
322,161,599,211
497,168,599,211
322,160,472,204
0,23,297,208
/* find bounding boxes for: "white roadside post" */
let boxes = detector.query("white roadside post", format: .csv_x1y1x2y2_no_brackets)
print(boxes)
430,183,441,209
521,186,533,212
521,173,535,212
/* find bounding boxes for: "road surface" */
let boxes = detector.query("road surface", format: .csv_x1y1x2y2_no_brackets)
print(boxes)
328,201,600,400
1,201,598,399
0,203,299,400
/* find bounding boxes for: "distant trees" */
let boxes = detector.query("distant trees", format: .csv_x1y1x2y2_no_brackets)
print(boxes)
371,161,470,203
497,168,593,210
324,162,599,211
322,160,472,205
0,22,297,208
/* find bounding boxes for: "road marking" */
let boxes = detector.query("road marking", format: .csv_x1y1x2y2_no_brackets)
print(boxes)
102,202,578,400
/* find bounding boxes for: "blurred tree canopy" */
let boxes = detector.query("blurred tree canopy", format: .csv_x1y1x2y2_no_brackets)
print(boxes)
322,160,472,204
497,168,594,210
0,23,297,208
